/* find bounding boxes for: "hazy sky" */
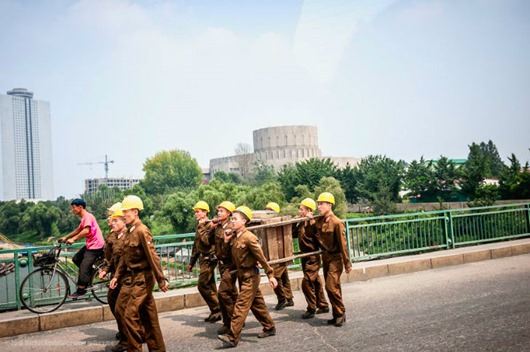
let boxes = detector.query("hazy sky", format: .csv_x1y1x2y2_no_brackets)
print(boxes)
1,0,529,198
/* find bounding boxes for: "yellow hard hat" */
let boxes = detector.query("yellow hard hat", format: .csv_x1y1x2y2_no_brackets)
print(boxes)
193,201,210,212
317,192,335,205
265,202,280,213
107,202,121,214
110,207,124,218
300,198,316,211
121,195,144,211
234,206,253,221
217,201,235,213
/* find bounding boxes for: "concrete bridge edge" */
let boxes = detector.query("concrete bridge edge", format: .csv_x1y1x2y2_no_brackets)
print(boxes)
1,239,529,338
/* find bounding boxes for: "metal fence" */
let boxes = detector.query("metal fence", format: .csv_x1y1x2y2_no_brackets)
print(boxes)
1,202,529,311
346,202,530,260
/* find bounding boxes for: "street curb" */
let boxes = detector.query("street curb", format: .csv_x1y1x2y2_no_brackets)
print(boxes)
1,238,529,338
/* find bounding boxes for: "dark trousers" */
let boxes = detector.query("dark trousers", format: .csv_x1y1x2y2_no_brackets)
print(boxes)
218,265,238,327
273,264,293,302
228,269,275,345
72,246,104,288
198,256,220,314
301,255,329,312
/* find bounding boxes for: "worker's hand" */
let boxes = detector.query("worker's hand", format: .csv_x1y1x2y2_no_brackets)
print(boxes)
98,270,107,280
66,238,75,245
109,278,118,289
60,236,68,243
269,277,278,289
160,280,170,292
224,229,235,243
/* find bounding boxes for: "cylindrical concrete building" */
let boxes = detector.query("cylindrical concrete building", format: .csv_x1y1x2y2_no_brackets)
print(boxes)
253,125,321,169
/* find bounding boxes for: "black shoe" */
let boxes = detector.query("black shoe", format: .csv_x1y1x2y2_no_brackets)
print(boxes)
286,299,294,307
205,312,222,322
218,334,237,348
334,315,346,327
257,328,276,338
275,300,287,311
327,318,336,325
316,307,329,314
68,290,86,299
217,325,230,335
111,342,127,352
302,310,315,319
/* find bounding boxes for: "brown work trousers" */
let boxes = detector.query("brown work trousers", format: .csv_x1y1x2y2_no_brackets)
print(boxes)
273,264,293,302
228,268,275,345
322,252,345,319
218,264,238,327
116,270,165,352
198,256,220,314
301,255,329,312
107,284,126,342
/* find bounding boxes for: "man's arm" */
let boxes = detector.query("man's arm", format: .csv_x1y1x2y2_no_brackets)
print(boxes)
65,226,90,244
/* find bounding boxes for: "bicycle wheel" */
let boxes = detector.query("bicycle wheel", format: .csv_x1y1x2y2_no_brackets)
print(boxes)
90,263,110,304
20,267,69,314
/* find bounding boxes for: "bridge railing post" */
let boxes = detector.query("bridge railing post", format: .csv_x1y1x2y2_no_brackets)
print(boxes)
444,211,455,249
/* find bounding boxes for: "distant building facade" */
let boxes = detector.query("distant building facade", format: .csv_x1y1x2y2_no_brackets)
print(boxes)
84,177,142,194
209,125,360,176
0,88,54,200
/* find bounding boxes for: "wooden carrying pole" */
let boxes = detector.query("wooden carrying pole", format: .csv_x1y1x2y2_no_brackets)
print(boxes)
266,250,321,265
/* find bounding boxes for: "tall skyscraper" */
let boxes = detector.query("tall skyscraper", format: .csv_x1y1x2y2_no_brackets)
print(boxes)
0,88,54,200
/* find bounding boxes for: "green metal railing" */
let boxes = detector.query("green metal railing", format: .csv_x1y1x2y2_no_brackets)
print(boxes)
346,203,530,260
1,202,529,311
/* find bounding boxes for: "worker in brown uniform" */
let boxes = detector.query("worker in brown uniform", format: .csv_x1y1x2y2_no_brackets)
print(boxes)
210,201,238,335
110,195,169,352
292,198,329,319
314,192,351,327
187,201,221,323
218,206,278,348
99,202,127,346
265,202,294,310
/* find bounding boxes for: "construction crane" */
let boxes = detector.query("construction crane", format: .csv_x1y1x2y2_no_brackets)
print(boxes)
78,155,115,179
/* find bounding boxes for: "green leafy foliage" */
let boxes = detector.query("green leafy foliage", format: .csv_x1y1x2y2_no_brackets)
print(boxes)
142,149,203,195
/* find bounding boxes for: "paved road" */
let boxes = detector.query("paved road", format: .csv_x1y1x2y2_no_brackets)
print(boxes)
2,254,529,352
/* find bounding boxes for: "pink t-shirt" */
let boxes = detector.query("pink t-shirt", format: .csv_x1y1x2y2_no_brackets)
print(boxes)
77,212,105,250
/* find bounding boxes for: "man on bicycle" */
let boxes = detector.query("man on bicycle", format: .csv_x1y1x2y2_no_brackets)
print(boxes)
61,198,105,299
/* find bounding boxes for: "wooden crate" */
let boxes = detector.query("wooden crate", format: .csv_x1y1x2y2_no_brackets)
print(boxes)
251,211,293,266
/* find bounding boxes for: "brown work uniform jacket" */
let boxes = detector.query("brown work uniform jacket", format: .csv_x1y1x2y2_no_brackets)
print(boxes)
222,228,274,279
113,219,166,286
101,230,126,275
314,213,351,271
293,219,319,253
189,221,214,267
212,219,235,272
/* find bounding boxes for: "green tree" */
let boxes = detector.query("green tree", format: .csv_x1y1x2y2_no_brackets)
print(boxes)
250,161,277,186
403,157,435,201
142,149,203,195
20,203,61,239
278,158,339,201
355,155,405,203
338,163,361,203
0,200,30,236
237,181,285,211
212,171,243,185
161,191,198,233
461,144,488,199
499,154,530,199
432,156,462,201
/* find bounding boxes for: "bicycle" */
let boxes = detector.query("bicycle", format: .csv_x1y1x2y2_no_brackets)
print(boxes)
19,241,110,314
